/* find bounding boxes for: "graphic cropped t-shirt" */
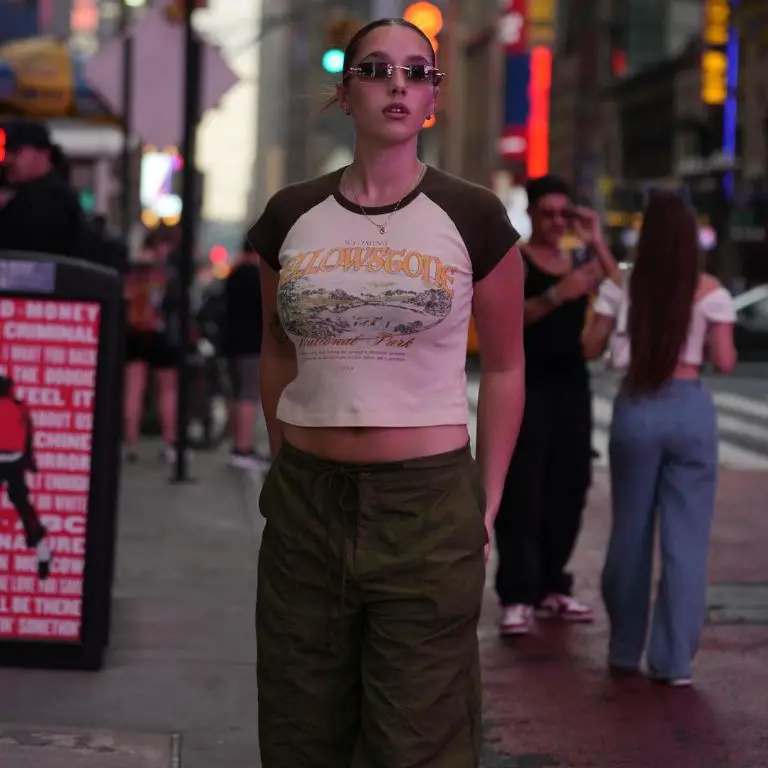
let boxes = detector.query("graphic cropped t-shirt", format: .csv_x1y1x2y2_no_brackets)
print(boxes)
247,166,520,428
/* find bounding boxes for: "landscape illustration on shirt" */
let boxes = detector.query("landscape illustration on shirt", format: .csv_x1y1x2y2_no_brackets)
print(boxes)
277,245,457,344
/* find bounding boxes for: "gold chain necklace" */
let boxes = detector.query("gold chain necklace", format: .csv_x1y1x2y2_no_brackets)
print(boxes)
342,163,427,235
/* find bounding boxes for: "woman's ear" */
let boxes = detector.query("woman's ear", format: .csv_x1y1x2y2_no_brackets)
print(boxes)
336,82,349,115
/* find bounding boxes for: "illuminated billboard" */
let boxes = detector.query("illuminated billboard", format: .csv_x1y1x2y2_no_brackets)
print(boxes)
498,0,554,177
701,0,730,105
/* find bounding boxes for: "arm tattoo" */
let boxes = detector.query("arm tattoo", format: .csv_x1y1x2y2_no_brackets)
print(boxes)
270,312,289,345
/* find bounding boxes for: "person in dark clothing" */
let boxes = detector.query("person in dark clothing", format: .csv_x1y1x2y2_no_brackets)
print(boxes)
83,214,129,274
0,376,52,580
0,120,84,259
494,174,620,636
221,238,268,469
0,164,11,208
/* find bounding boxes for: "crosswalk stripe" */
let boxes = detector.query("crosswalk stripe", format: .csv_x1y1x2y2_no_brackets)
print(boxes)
591,427,610,468
712,391,768,420
467,379,479,407
717,413,768,442
718,443,768,470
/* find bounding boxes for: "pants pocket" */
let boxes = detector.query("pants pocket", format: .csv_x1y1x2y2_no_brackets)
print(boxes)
257,451,282,520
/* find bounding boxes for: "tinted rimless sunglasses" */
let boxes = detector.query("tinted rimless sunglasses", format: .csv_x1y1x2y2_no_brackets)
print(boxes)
345,62,446,85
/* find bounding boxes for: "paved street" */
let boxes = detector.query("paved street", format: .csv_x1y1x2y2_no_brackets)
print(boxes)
0,415,766,766
480,467,768,768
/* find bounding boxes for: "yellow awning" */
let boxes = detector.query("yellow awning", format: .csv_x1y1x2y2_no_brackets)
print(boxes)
0,37,74,117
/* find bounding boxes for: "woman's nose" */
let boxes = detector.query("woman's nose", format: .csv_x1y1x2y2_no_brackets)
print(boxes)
389,70,407,94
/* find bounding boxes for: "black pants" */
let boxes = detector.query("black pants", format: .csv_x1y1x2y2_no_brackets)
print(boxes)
0,461,45,548
495,387,593,606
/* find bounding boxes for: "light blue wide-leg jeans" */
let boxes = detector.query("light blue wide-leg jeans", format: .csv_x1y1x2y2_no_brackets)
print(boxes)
602,380,718,679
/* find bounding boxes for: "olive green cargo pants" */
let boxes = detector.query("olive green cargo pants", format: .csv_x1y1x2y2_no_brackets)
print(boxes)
256,441,487,767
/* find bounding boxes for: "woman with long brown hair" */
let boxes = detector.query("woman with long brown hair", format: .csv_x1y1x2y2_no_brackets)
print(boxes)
251,17,524,766
583,191,737,686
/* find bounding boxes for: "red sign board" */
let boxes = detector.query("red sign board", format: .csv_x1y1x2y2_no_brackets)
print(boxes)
499,125,529,161
0,298,100,642
500,0,527,55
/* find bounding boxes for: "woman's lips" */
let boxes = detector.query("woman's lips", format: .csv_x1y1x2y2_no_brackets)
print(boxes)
383,103,410,119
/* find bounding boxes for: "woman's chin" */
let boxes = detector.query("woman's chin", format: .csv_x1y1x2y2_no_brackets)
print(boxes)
363,121,422,147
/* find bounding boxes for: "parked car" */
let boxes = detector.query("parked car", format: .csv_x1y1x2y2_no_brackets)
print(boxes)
733,283,768,361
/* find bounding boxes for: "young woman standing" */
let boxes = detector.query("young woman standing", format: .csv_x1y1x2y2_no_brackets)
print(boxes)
123,228,181,463
249,18,525,767
583,191,737,686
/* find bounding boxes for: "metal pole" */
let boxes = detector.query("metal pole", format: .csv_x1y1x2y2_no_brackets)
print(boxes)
174,1,202,482
119,1,134,241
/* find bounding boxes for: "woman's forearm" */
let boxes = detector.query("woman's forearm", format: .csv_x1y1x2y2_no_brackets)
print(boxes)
475,366,525,522
260,354,297,458
592,240,620,281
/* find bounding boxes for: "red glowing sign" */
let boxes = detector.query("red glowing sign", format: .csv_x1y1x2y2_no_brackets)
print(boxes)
527,46,552,177
500,0,527,55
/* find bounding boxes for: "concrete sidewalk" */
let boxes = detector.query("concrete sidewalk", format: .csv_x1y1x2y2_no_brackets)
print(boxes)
0,442,264,768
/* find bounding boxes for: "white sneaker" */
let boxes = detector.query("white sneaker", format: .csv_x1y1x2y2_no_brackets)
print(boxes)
228,451,270,471
163,445,193,464
535,594,595,623
500,604,534,636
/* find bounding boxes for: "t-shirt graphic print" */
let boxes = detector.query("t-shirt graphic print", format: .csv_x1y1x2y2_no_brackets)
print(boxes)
278,235,456,361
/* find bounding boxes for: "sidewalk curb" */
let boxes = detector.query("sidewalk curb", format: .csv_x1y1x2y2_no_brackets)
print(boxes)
171,733,181,768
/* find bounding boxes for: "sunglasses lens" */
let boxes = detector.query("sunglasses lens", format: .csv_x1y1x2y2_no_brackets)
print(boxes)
407,65,429,81
372,63,391,79
357,62,383,79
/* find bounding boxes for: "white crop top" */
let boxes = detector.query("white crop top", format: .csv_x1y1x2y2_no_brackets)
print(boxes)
593,278,736,366
247,166,520,428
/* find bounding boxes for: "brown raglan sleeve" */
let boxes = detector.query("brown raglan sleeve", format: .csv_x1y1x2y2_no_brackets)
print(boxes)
245,192,286,272
474,192,521,282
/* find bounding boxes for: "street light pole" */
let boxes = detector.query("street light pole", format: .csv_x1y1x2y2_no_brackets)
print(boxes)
173,0,202,483
119,0,134,241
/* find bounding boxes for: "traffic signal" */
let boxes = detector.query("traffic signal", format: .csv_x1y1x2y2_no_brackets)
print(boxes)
209,244,228,265
322,49,345,74
404,1,444,53
323,17,362,73
404,2,444,129
0,128,5,164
